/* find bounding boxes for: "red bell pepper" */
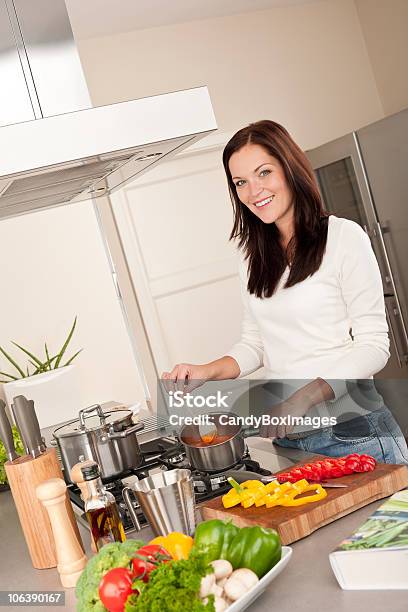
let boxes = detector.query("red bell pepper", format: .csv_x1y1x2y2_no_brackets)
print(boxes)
277,453,376,484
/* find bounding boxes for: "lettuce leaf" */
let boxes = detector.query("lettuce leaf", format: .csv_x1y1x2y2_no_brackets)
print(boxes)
0,426,24,484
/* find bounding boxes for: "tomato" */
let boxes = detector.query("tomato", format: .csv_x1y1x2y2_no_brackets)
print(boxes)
99,567,133,612
131,544,171,582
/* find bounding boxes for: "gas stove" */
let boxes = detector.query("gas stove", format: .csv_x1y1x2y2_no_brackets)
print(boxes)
68,436,272,533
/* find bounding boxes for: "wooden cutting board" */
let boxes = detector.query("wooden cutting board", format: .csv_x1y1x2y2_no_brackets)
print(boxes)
200,458,408,545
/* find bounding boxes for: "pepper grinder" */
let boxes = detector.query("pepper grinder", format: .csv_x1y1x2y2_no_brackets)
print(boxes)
70,459,97,553
36,478,87,588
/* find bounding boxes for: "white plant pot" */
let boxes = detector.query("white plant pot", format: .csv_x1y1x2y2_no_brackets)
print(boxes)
3,364,81,429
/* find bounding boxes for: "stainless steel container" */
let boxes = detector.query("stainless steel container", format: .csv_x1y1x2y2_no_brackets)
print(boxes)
180,412,248,473
53,404,144,483
123,469,197,536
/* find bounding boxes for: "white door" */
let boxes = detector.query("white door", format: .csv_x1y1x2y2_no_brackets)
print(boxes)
110,135,248,391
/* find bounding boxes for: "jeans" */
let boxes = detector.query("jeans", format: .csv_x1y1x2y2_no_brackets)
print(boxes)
274,405,408,464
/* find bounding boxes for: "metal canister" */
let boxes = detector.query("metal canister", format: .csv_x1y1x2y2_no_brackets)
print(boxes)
122,468,197,536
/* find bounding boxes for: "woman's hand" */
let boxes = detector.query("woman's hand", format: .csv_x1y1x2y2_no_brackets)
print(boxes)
161,363,210,393
161,356,240,393
259,396,311,439
259,378,334,439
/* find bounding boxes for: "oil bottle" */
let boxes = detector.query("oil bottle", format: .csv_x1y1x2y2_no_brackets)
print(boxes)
81,462,126,551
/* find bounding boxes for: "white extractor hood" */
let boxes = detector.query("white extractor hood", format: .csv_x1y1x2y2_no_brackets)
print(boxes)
0,0,217,220
0,0,217,409
0,87,217,219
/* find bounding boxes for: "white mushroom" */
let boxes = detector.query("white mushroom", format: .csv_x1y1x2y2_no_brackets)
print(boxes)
224,568,259,601
199,573,216,598
217,577,228,588
210,559,233,581
210,584,224,598
213,596,228,612
202,596,228,612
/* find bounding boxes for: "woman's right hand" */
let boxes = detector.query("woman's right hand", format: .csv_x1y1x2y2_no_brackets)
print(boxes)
161,363,210,393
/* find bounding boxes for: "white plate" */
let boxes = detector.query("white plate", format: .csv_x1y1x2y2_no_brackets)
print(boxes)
226,546,293,611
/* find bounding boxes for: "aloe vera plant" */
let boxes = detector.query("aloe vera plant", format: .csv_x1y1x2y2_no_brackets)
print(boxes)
0,317,82,383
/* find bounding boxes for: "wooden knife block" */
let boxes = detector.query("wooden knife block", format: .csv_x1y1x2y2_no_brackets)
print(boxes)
5,448,84,569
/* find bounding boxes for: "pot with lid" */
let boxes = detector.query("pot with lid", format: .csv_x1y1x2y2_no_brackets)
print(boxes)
53,404,144,483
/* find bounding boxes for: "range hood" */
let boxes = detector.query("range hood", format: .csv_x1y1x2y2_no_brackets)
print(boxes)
0,0,217,220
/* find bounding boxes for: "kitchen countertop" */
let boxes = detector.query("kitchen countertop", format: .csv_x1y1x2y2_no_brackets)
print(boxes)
0,439,407,612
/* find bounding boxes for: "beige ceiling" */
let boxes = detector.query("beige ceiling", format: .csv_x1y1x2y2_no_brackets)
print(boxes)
66,0,322,39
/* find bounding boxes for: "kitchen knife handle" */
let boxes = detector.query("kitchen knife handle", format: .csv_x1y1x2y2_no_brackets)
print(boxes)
27,400,46,453
12,395,45,458
0,399,19,462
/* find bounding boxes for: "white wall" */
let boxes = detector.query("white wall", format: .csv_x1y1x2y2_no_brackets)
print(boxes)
354,0,408,116
77,0,383,148
0,201,147,414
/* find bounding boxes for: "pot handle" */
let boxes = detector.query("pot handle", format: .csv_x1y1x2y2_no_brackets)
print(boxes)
107,422,144,439
79,404,106,429
122,486,141,531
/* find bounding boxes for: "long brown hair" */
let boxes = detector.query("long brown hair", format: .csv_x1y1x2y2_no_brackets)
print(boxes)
223,120,328,298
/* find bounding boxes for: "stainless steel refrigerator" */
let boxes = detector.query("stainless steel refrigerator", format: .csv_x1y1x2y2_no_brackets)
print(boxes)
307,108,408,379
307,109,408,432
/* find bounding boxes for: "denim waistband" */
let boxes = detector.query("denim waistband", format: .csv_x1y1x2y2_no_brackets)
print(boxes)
285,406,387,440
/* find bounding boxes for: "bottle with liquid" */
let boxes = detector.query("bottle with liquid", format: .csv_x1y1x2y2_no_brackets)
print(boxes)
81,463,126,551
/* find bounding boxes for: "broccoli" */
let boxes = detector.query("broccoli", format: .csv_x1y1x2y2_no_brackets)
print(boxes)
76,540,145,611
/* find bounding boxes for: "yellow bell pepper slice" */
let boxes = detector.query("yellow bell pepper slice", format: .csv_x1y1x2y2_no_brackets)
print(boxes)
222,477,326,511
280,483,327,506
264,480,283,493
241,486,268,508
239,480,267,508
149,532,193,560
257,480,323,508
222,491,241,508
256,481,292,507
222,485,257,508
222,477,265,508
239,479,265,489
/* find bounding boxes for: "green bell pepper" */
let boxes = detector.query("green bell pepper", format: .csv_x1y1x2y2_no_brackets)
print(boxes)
227,525,281,578
192,519,240,562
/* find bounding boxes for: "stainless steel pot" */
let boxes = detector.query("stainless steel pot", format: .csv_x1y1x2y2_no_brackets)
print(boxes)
53,404,144,483
180,412,255,473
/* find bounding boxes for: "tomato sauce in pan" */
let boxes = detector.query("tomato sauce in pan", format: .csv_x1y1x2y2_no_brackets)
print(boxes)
182,434,233,447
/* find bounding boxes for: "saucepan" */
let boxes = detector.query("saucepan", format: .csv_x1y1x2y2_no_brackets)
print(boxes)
53,404,144,482
179,412,258,473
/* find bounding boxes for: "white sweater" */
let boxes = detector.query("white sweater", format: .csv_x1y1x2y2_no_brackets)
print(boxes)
227,216,390,414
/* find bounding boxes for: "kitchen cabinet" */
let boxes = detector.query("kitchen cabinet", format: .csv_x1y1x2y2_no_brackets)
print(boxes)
0,2,35,126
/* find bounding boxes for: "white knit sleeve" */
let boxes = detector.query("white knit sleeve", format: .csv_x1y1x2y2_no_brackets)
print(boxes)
324,220,390,399
225,257,264,376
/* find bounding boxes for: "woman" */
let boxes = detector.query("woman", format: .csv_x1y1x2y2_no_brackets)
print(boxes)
162,120,408,464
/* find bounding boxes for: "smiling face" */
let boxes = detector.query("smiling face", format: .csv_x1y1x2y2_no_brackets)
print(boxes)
229,143,295,234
